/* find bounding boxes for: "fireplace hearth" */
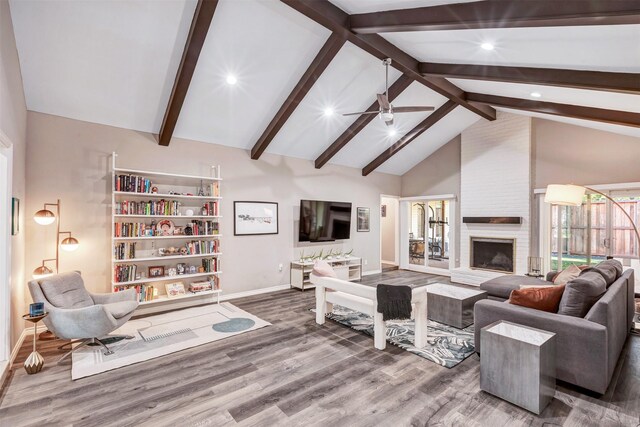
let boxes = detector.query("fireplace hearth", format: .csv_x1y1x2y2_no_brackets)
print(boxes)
470,237,515,273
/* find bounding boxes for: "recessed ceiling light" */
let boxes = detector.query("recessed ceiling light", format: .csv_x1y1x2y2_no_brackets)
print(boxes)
530,92,542,98
387,128,397,137
323,107,334,117
226,74,237,85
480,43,494,51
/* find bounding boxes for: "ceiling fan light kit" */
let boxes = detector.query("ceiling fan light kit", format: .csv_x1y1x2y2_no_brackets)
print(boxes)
342,58,435,126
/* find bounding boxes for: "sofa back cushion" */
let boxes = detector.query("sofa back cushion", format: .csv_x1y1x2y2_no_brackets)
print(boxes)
509,285,566,313
39,271,94,308
557,271,606,317
582,259,622,287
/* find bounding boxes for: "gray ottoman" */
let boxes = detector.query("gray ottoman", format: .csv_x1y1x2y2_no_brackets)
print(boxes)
480,275,550,301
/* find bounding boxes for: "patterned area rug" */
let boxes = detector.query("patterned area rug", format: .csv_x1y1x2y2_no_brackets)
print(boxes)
71,303,270,380
324,305,475,368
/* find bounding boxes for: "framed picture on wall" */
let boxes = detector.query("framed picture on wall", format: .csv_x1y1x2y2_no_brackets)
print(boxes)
11,197,19,236
234,201,279,236
381,204,387,218
357,207,370,232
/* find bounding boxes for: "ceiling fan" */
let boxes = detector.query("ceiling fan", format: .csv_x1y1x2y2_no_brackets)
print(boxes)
342,58,434,126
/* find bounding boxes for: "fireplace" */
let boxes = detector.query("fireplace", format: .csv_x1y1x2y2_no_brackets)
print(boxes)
470,237,515,273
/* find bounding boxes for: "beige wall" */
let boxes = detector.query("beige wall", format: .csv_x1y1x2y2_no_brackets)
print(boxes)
1,0,27,351
25,112,400,299
401,135,461,197
533,118,640,188
380,196,398,263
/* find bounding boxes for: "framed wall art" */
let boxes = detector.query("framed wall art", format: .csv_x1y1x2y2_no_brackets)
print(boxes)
234,201,279,236
357,207,370,232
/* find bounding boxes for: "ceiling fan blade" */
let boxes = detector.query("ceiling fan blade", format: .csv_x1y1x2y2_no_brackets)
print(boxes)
385,118,394,127
393,106,435,113
342,111,379,116
377,93,391,110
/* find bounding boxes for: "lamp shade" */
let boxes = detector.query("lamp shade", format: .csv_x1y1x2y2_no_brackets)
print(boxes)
544,184,586,206
32,265,54,280
34,209,56,225
60,236,79,252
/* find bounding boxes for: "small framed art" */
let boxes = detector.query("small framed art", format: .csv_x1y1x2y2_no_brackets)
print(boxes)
234,201,278,236
357,207,370,232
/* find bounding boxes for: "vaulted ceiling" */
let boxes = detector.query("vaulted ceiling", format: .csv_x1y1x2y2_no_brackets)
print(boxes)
9,0,640,176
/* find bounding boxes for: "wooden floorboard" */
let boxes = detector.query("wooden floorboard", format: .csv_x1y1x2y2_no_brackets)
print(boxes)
1,270,638,426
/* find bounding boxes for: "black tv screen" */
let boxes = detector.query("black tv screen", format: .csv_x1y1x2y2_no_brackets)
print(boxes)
299,200,352,242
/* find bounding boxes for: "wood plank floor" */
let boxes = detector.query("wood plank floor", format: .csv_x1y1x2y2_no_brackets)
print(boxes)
1,270,639,426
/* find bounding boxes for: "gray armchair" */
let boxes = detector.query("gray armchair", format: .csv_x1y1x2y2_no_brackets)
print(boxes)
28,271,139,361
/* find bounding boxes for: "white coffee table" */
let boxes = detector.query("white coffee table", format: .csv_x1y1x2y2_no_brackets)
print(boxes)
425,283,487,328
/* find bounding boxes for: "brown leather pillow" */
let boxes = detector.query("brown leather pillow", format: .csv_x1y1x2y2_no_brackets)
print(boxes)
508,285,566,313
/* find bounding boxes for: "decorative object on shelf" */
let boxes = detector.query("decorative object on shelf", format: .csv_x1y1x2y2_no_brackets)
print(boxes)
157,219,175,236
148,266,164,277
22,312,49,374
185,209,194,216
176,263,186,275
357,207,370,232
152,186,158,194
165,282,186,298
11,197,19,235
381,204,386,218
184,224,193,235
234,201,278,236
188,265,197,274
167,267,177,276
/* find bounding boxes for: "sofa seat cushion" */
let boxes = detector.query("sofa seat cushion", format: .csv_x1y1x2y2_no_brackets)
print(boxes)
480,275,549,300
558,271,607,317
39,272,94,309
103,301,138,319
509,285,566,313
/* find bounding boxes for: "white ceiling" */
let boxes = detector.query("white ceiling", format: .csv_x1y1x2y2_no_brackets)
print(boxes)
9,0,640,176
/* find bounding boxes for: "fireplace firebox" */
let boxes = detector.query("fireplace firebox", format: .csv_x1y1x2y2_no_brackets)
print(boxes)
470,237,515,273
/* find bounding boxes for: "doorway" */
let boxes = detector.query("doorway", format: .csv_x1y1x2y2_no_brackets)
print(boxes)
380,195,399,270
400,195,456,275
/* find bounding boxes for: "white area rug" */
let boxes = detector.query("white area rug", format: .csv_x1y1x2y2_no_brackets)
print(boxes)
71,302,270,380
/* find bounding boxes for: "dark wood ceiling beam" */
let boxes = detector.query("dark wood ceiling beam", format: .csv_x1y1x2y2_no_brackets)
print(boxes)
250,32,346,159
158,0,219,147
466,93,640,128
362,100,457,176
419,63,640,94
280,0,496,122
314,74,413,169
350,0,640,33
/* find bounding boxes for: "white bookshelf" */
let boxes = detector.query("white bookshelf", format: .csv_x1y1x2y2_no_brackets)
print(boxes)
111,152,222,309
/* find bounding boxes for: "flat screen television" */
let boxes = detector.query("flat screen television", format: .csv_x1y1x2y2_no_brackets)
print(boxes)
299,200,352,242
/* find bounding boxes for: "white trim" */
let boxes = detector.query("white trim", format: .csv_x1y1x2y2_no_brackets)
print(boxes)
362,269,382,276
0,129,12,148
400,194,457,202
0,360,8,388
381,260,398,266
534,182,640,194
0,144,13,366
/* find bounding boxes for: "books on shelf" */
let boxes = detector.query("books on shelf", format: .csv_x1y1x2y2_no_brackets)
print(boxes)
114,242,137,260
185,239,220,255
114,174,153,193
114,284,155,302
114,264,137,283
201,201,219,216
115,200,182,216
202,257,219,273
113,220,219,238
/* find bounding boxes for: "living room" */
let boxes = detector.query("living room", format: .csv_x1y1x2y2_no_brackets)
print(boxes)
1,0,639,425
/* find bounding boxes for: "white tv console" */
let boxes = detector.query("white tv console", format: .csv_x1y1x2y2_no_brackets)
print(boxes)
290,257,362,290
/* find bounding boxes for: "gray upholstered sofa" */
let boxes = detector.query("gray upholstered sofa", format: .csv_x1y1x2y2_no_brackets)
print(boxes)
474,266,635,394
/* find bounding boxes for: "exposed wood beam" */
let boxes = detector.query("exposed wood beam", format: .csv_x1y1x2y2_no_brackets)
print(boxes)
362,100,457,176
280,0,496,122
158,0,218,147
314,74,413,169
466,93,640,128
419,63,640,94
250,32,346,159
350,0,640,34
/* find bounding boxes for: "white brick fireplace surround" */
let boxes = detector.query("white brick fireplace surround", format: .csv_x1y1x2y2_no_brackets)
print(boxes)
451,112,532,286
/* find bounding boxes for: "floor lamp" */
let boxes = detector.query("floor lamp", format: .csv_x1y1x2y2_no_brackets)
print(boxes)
32,199,80,339
544,184,640,331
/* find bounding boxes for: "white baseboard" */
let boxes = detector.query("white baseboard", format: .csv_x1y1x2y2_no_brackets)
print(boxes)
220,284,291,301
362,269,382,276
